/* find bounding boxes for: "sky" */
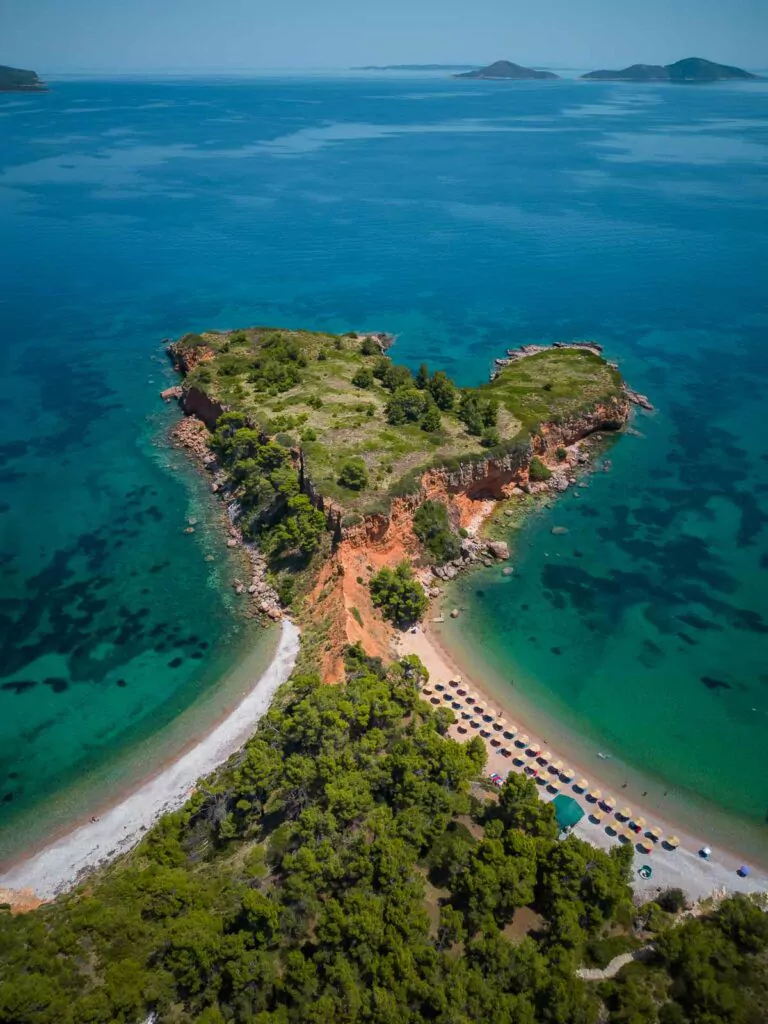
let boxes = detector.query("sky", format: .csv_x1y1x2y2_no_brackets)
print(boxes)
2,0,766,73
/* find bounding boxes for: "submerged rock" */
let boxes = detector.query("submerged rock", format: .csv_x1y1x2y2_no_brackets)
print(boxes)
551,526,569,535
450,608,460,619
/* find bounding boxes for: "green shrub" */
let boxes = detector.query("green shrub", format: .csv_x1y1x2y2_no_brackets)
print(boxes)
385,386,429,425
556,447,567,461
413,500,461,564
369,562,428,625
656,888,688,914
350,606,364,627
337,458,369,491
528,456,552,482
420,402,441,432
352,366,374,389
359,336,379,355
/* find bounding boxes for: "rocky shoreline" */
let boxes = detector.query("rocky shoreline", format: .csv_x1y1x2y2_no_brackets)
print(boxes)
169,415,283,622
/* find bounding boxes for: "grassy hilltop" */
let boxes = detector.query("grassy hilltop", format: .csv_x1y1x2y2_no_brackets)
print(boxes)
175,327,623,515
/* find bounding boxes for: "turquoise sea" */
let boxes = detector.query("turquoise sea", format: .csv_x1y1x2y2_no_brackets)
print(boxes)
1,72,767,860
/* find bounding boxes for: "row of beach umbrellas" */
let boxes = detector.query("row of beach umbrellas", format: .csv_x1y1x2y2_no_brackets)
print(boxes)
423,677,684,852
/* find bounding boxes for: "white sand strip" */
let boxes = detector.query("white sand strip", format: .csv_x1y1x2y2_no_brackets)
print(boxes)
0,619,300,900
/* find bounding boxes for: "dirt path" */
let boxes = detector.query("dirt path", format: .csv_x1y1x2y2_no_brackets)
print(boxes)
577,945,654,981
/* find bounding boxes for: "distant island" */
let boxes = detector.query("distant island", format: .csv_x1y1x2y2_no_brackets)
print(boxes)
0,64,46,91
582,56,759,83
353,63,479,71
454,60,560,81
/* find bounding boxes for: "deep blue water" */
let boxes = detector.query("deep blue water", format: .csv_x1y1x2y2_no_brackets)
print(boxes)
1,73,767,848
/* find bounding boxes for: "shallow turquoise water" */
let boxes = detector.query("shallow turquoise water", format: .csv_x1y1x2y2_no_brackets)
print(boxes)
1,73,767,852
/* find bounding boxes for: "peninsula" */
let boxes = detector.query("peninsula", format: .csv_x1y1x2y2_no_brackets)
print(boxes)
0,64,46,91
168,327,630,678
454,59,560,80
582,56,759,83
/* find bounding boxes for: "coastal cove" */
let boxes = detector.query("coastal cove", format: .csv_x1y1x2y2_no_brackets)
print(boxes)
1,73,767,875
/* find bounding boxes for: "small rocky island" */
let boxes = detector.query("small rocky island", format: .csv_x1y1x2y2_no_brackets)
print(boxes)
0,65,46,91
455,60,560,81
166,328,637,678
582,56,759,83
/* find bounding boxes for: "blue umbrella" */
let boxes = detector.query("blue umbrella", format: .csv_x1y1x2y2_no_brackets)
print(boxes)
737,865,750,877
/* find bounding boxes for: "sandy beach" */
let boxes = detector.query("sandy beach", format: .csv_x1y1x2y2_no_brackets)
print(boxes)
397,624,768,903
0,619,300,905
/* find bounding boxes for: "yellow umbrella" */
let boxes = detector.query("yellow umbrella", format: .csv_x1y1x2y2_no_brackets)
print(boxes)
648,826,663,841
560,766,575,781
575,778,589,791
618,829,633,844
517,734,531,747
528,742,542,755
590,811,604,823
588,788,602,802
666,835,680,848
602,794,616,809
547,779,560,791
551,760,564,773
631,816,647,831
493,718,506,731
638,839,653,854
617,806,632,820
537,749,552,763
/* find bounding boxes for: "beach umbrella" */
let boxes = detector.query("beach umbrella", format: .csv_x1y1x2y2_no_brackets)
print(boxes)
737,865,750,877
551,760,564,773
588,788,602,802
617,806,632,820
590,811,604,823
470,719,480,729
430,697,441,705
450,675,462,684
422,686,433,695
647,826,662,841
666,835,680,849
527,742,542,755
638,838,654,854
474,703,486,713
536,774,548,785
493,718,506,731
517,734,530,747
631,816,647,831
435,683,445,691
575,778,589,791
546,780,560,791
537,749,552,763
465,694,476,703
560,766,575,781
601,794,616,810
699,846,712,860
456,687,466,696
457,725,467,734
618,829,634,844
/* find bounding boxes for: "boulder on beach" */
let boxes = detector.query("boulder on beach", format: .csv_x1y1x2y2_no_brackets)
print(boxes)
487,540,510,560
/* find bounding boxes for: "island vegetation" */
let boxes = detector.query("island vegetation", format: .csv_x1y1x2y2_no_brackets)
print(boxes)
454,60,560,81
168,327,630,674
0,65,46,91
2,646,766,1024
581,57,759,83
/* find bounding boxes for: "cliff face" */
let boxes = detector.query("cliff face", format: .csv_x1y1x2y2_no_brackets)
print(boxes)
181,386,226,431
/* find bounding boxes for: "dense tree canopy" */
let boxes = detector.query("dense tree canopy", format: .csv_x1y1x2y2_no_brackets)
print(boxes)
0,651,765,1024
369,561,429,625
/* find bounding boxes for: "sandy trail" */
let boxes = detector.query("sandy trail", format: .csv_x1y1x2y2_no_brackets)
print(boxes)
0,620,300,903
397,625,768,902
